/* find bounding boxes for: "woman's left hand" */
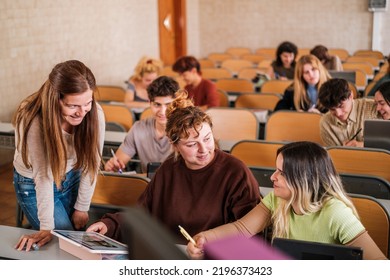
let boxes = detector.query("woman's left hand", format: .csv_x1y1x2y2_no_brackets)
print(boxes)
15,230,52,251
72,210,89,230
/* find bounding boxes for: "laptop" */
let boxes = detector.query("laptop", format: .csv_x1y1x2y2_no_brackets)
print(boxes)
364,119,390,151
273,238,363,260
120,207,188,260
329,70,356,84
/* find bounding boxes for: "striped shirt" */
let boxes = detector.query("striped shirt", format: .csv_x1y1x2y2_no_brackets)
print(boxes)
320,98,380,146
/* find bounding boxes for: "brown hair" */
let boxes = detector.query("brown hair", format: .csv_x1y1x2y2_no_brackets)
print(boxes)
165,90,213,157
13,60,102,187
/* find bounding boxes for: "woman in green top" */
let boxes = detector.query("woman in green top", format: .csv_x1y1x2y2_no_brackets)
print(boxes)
187,141,386,260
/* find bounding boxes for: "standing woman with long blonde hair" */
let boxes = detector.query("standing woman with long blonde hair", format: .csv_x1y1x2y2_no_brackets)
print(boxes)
13,60,105,251
274,54,331,114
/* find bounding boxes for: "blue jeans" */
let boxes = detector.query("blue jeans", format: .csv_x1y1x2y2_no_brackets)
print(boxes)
13,169,81,230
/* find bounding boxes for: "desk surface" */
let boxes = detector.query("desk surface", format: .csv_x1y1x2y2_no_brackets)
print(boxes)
0,225,78,260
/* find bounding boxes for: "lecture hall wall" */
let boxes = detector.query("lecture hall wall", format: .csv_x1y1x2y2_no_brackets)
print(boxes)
0,0,389,141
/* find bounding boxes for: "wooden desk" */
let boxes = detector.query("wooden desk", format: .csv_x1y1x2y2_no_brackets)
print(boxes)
0,225,78,260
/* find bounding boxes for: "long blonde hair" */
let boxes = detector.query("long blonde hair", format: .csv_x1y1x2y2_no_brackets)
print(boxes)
13,60,102,188
165,90,213,159
293,54,331,111
271,141,358,240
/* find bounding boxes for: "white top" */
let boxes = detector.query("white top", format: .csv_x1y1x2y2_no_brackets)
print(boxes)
13,105,105,230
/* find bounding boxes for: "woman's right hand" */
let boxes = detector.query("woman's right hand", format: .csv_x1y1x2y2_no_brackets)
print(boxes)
186,234,207,260
15,229,52,251
86,221,108,235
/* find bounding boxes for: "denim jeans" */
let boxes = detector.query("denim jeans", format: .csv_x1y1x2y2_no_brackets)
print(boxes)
13,169,81,230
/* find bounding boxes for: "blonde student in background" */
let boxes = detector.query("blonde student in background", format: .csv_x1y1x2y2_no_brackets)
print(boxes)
124,56,163,109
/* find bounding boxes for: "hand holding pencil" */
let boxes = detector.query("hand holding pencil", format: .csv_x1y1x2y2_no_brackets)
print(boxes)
344,128,364,147
108,149,123,174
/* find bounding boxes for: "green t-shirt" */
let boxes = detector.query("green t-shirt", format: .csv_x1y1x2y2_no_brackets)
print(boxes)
262,192,365,244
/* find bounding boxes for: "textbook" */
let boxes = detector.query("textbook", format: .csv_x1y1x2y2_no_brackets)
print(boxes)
51,229,128,260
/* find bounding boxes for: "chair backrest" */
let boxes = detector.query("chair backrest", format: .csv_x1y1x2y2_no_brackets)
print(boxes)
100,103,135,131
257,59,273,69
255,48,276,59
328,48,350,62
215,78,254,94
96,86,126,102
230,139,284,168
346,56,381,69
225,47,252,58
92,172,150,207
160,66,177,77
326,146,390,182
202,67,233,80
207,52,234,66
353,50,384,60
220,59,254,75
348,81,359,98
237,67,267,81
206,108,259,141
349,194,390,257
105,122,126,132
340,173,390,200
265,111,324,145
140,107,153,120
240,54,270,65
235,93,282,111
217,89,230,107
342,62,374,79
198,58,215,68
373,71,386,82
260,80,293,94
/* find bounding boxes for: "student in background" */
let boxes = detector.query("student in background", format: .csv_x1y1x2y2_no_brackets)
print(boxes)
266,41,298,80
172,56,219,110
274,55,331,113
187,141,386,260
13,60,105,251
124,56,163,109
374,80,390,120
318,78,380,147
310,45,343,71
367,56,390,97
105,76,178,173
87,90,260,243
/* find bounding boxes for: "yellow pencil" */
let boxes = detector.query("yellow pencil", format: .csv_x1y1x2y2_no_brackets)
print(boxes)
178,225,196,245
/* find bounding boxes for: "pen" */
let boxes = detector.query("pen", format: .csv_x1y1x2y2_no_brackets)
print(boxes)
178,225,196,245
349,128,362,142
110,149,123,174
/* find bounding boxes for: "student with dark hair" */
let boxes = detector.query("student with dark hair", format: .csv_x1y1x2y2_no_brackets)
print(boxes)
310,45,343,71
87,90,260,243
106,76,179,173
187,141,386,260
13,60,105,250
374,80,390,120
266,41,298,80
318,78,380,147
172,56,219,110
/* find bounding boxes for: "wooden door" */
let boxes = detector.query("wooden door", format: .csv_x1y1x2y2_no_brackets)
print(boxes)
158,0,187,65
